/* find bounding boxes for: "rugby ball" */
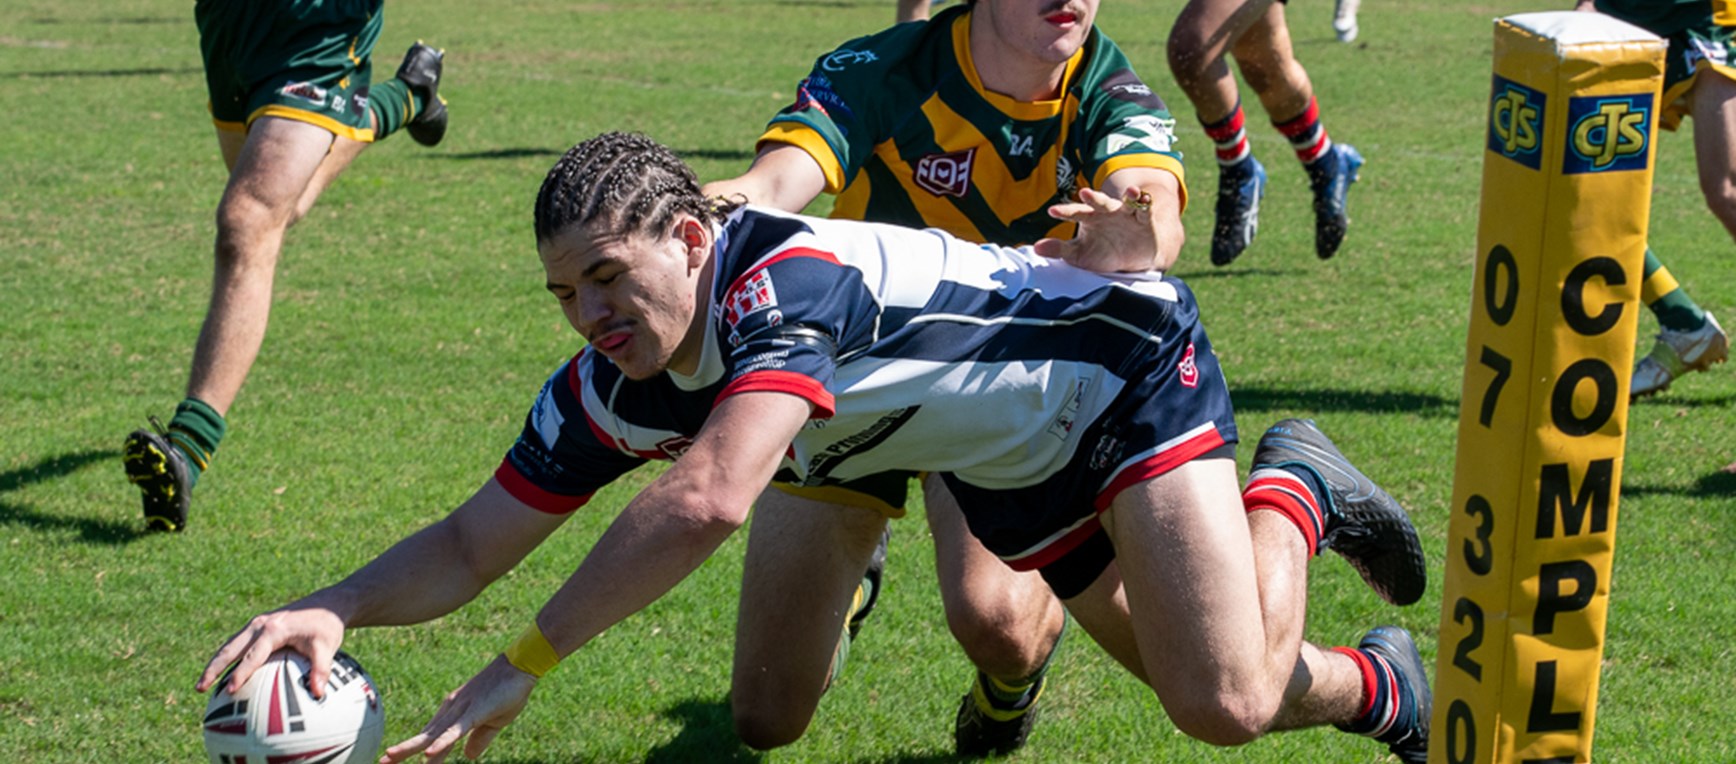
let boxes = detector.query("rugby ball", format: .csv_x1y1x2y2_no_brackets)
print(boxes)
203,649,385,764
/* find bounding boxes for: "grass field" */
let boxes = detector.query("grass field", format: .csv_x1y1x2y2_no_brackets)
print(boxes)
4,0,1735,760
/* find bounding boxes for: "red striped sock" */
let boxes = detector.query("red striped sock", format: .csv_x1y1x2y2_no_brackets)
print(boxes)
1275,97,1333,165
1201,103,1252,166
1243,468,1326,556
1331,645,1400,738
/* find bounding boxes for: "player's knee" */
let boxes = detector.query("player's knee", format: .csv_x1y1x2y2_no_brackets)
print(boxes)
1699,175,1736,231
943,597,1057,678
213,195,292,262
1165,32,1212,84
731,699,810,750
1161,688,1276,747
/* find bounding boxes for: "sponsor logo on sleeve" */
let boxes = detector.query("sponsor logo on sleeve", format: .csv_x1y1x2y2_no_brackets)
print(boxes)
1103,114,1176,155
1562,93,1651,175
724,269,780,331
914,148,976,198
790,76,856,125
821,48,879,72
1098,68,1166,109
1488,75,1544,170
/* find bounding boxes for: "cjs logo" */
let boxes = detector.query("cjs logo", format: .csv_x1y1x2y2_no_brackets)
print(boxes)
1563,94,1651,175
1488,76,1544,170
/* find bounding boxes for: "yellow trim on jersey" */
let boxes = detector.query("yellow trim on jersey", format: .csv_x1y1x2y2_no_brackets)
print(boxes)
1095,153,1190,214
758,122,848,194
248,104,376,143
769,481,908,519
951,9,1082,121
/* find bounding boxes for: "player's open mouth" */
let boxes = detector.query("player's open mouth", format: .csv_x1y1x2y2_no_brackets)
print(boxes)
1045,10,1079,26
593,329,631,354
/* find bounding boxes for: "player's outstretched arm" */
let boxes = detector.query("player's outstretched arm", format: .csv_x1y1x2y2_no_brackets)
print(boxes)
381,390,814,763
1035,167,1185,272
195,479,567,699
700,144,829,214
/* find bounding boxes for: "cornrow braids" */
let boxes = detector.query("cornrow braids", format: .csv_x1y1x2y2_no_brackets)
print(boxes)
534,132,734,243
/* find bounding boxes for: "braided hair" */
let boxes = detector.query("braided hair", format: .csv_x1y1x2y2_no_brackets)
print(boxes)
534,132,734,244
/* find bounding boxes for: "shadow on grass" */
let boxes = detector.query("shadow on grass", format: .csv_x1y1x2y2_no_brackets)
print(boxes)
1623,469,1736,498
0,448,144,545
4,66,202,79
644,697,762,763
1231,386,1458,417
28,15,180,24
1172,266,1300,280
1629,393,1736,409
435,146,755,163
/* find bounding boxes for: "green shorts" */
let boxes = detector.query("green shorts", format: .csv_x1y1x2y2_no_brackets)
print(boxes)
196,0,385,141
1656,23,1736,130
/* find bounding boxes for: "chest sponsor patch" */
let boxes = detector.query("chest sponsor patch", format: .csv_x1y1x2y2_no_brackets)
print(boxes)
914,148,976,198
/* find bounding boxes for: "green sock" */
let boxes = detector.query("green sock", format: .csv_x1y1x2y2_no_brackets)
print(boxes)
368,78,424,140
979,619,1066,711
166,397,226,487
1642,248,1708,332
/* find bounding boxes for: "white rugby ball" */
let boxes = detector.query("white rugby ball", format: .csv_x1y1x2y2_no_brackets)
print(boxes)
203,649,385,764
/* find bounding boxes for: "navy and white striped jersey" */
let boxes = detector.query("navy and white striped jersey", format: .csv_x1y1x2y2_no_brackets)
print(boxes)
496,206,1235,528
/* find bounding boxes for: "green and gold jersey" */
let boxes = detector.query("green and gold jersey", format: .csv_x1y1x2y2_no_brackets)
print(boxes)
758,5,1186,245
1594,0,1710,37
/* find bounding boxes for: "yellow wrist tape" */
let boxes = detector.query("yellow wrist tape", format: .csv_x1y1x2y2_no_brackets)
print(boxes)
503,622,561,678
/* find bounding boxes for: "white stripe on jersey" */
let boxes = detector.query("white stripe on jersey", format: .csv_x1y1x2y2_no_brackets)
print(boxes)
905,307,1165,346
787,356,1128,490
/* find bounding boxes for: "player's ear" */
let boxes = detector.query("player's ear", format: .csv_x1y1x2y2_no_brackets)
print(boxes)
676,215,708,269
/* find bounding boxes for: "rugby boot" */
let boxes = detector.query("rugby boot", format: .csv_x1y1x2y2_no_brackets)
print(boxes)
1252,418,1426,606
1339,626,1431,764
124,417,192,532
1333,0,1362,42
1211,156,1267,266
396,41,448,147
1307,143,1363,259
1631,312,1728,398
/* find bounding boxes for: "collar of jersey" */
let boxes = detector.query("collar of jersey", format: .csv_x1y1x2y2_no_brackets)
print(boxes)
952,8,1084,122
668,243,726,392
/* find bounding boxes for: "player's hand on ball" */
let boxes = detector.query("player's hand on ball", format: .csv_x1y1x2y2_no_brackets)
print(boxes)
381,655,536,764
197,606,346,700
1034,187,1164,273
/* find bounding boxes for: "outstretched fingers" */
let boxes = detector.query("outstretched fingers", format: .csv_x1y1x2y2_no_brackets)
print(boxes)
381,656,536,764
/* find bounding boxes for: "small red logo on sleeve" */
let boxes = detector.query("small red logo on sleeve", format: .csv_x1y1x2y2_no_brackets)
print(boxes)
1178,342,1199,388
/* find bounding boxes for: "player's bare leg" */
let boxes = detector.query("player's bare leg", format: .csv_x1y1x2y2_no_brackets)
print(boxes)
188,117,358,415
1230,4,1312,125
1071,458,1425,752
926,474,1066,754
896,0,931,23
1693,70,1736,239
731,489,886,750
1167,0,1276,122
1630,71,1736,397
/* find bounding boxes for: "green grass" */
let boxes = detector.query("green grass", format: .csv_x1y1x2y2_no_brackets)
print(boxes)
3,0,1734,760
